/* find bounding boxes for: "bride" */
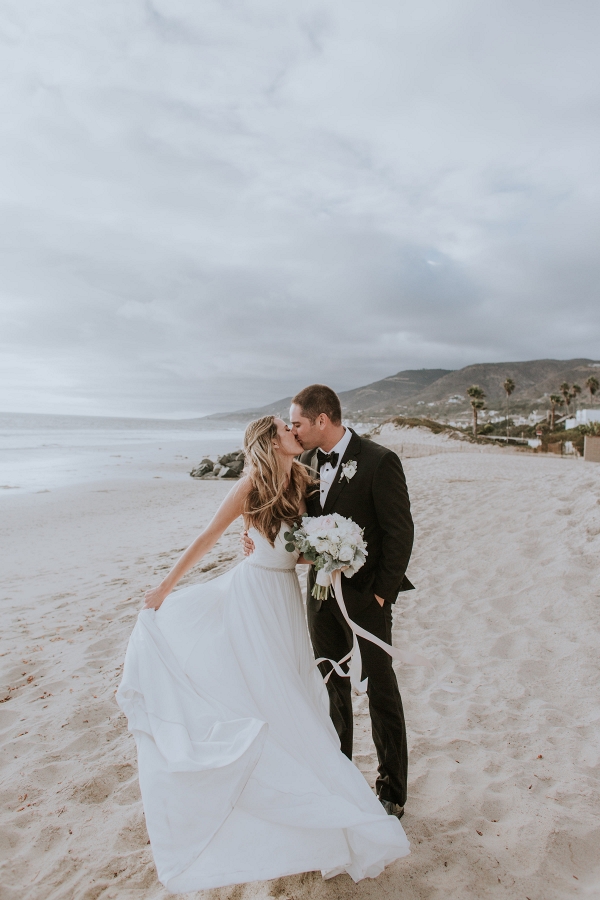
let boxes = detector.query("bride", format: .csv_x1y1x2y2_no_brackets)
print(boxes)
117,415,410,893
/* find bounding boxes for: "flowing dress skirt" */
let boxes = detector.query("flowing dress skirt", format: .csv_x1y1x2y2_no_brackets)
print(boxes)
117,559,410,892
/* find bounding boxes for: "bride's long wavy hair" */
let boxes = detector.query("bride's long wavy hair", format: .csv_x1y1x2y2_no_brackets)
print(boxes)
243,416,314,545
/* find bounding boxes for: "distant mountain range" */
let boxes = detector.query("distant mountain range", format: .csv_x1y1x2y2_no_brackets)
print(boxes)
203,358,600,424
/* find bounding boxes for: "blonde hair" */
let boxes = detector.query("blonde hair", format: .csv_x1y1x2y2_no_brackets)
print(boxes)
243,416,314,545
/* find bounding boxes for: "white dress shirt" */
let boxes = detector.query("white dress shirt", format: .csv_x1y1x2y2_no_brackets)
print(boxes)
318,427,352,508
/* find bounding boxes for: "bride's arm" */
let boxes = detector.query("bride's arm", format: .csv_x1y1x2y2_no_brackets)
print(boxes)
143,476,252,610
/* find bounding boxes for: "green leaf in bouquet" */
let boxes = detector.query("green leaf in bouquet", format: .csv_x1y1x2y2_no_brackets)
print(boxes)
285,543,296,552
283,532,293,541
304,549,317,562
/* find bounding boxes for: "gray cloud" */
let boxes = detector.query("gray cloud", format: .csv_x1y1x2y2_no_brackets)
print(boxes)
1,0,599,416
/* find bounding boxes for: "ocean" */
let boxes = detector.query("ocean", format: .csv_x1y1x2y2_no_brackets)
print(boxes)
0,412,246,494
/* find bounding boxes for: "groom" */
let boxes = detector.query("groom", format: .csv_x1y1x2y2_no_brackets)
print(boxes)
244,384,414,818
290,384,414,819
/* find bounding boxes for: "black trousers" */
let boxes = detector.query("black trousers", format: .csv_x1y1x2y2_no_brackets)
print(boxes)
308,594,408,807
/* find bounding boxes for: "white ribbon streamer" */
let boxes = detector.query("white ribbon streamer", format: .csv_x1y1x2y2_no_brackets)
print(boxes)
315,570,435,694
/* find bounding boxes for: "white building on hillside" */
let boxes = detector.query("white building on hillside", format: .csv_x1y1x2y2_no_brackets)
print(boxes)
565,409,600,429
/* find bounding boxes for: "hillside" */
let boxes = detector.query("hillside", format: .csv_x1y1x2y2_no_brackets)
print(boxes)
403,358,600,422
201,358,600,425
338,368,452,414
413,359,598,403
202,368,451,423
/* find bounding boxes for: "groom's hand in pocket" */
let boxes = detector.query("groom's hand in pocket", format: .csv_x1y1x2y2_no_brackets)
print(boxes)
241,530,255,556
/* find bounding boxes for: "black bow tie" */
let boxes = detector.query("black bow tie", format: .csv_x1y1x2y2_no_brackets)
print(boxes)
317,450,339,469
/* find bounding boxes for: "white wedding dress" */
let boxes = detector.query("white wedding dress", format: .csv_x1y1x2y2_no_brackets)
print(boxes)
117,526,410,893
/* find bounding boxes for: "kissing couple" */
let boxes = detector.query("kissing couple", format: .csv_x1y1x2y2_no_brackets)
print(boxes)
117,383,415,893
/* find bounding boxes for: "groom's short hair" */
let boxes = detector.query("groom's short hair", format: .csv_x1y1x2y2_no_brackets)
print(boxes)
292,384,342,425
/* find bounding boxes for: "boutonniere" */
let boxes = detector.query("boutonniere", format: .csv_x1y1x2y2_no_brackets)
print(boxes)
339,459,357,483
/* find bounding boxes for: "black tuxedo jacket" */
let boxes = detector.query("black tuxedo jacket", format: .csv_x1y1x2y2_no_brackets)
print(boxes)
300,429,414,617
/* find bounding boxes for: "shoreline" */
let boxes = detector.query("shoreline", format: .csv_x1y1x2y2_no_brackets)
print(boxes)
0,421,246,496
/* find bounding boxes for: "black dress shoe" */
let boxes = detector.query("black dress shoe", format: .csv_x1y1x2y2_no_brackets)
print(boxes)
379,798,404,819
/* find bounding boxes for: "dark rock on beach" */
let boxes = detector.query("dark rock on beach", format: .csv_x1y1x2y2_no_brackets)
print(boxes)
217,451,245,472
217,466,240,478
190,458,214,478
190,450,245,479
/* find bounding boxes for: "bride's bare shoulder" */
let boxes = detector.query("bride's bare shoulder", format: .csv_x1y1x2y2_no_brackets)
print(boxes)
208,476,253,530
223,475,253,512
236,474,253,492
225,474,252,501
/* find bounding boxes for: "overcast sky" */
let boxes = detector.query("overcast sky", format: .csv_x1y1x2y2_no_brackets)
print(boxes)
1,0,599,417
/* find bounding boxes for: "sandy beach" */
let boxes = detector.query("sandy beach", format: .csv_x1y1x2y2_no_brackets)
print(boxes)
1,441,599,900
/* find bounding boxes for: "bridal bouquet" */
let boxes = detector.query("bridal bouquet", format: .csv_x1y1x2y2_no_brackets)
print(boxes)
284,513,367,601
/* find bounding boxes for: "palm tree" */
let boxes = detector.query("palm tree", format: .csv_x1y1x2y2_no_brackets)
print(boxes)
467,385,486,437
503,377,515,439
571,383,581,415
560,382,570,415
586,375,599,407
549,393,564,430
